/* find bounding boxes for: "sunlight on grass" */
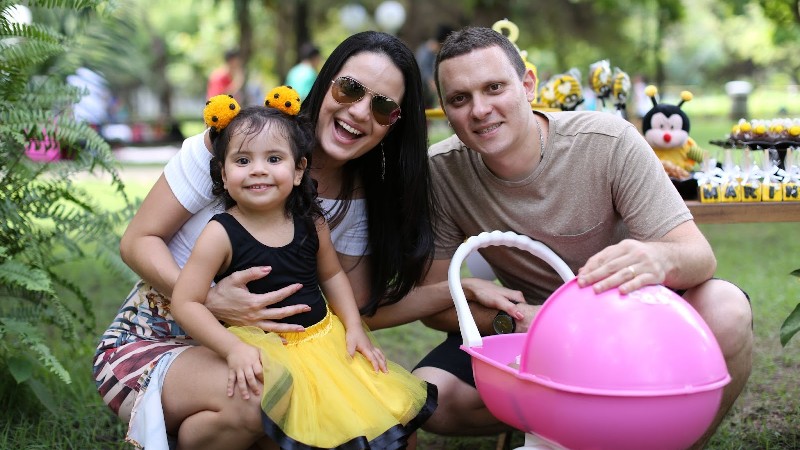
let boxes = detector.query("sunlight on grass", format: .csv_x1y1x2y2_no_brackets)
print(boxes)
79,172,154,208
669,86,800,119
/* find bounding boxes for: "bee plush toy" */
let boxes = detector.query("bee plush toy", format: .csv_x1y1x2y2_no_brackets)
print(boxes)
540,68,584,111
642,85,704,177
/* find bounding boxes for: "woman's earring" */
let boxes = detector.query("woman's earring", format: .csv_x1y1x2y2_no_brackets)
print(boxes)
380,142,386,181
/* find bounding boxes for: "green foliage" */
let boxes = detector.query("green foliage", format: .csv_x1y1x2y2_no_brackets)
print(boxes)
780,269,800,346
0,0,132,410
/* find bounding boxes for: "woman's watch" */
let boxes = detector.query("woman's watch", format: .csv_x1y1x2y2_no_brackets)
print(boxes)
493,310,516,334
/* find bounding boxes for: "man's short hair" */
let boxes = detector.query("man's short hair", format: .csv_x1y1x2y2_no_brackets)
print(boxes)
299,43,321,61
436,27,526,78
433,27,527,104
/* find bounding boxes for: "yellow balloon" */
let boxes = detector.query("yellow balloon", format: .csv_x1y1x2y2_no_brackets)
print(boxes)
492,19,519,43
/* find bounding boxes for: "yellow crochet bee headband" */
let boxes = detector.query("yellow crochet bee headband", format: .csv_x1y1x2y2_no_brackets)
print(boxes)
202,85,302,133
203,94,240,133
264,85,301,116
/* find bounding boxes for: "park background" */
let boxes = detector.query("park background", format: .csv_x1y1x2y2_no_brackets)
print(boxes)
1,0,799,448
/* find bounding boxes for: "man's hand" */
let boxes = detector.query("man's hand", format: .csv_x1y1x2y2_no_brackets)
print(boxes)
577,221,715,294
577,239,667,294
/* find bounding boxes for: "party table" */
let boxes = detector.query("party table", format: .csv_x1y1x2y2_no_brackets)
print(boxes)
687,201,800,224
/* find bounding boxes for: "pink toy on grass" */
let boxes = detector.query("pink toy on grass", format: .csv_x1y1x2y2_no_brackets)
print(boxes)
25,125,61,162
449,231,730,450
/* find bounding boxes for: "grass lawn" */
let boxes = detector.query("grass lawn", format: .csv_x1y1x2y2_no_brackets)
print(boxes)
2,113,799,449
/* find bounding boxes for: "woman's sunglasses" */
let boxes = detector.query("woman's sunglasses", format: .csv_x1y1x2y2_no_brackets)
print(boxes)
330,76,402,126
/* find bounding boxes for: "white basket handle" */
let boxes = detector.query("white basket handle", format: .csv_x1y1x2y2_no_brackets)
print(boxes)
448,231,575,348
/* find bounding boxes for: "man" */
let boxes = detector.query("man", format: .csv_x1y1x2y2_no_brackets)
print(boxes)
415,24,453,109
412,27,753,449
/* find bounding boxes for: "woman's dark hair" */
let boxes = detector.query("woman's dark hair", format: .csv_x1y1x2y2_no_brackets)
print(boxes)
300,31,435,316
209,106,322,223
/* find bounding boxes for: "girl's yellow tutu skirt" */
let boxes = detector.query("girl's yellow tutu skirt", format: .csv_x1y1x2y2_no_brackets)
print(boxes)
228,309,437,449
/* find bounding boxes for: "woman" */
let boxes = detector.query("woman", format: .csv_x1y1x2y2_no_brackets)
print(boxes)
94,31,441,449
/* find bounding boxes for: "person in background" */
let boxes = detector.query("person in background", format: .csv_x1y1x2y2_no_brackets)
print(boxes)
207,48,245,101
67,67,111,129
411,26,753,450
415,24,453,110
285,42,322,100
93,31,438,449
632,74,650,130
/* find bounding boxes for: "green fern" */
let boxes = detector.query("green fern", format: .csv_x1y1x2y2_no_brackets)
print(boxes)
0,318,71,384
0,261,53,294
0,0,132,404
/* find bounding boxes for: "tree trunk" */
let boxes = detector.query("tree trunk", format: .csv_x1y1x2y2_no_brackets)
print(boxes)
267,0,292,83
235,0,253,104
654,6,666,90
294,0,311,57
151,35,172,120
794,0,800,24
236,0,253,63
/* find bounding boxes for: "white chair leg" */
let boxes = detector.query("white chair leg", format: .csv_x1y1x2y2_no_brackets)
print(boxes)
514,432,567,450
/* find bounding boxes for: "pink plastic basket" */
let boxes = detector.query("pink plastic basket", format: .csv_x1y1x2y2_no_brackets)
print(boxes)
449,231,731,450
26,125,61,162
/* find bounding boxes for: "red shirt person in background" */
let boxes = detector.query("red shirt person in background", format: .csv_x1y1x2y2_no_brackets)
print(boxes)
207,49,245,101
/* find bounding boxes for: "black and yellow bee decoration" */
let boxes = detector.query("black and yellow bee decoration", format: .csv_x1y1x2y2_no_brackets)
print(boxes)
549,68,584,111
589,59,612,108
642,86,703,171
611,67,631,116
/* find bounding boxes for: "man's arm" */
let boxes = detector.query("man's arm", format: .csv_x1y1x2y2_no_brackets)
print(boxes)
577,220,716,294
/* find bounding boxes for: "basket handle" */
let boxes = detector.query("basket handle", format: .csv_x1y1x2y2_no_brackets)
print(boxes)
448,231,575,348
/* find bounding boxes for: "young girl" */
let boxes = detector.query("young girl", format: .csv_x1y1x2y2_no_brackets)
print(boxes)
170,91,436,450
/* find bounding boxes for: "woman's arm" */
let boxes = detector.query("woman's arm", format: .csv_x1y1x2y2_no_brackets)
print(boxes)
402,259,527,335
336,252,443,330
360,258,526,332
205,268,305,331
119,174,192,296
120,132,214,295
